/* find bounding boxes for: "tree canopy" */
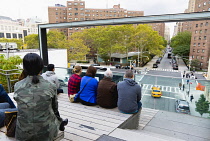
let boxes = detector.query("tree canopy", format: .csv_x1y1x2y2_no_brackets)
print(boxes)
170,31,191,57
24,34,39,49
195,94,210,117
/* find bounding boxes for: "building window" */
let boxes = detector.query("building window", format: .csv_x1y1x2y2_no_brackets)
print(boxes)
198,4,201,7
196,24,198,27
202,49,205,53
194,36,196,40
198,43,200,46
195,30,198,33
68,2,72,5
80,3,84,5
199,30,202,33
64,17,66,19
80,8,84,10
56,12,58,15
199,36,201,40
208,8,210,11
56,8,58,10
74,3,78,5
204,2,206,5
196,56,199,59
200,23,203,27
200,63,203,66
201,56,204,60
205,22,208,26
75,18,78,20
68,8,72,10
69,13,72,15
69,33,72,35
203,43,205,46
75,13,78,16
205,29,207,33
193,49,195,52
69,28,73,30
6,33,11,38
80,18,84,20
75,28,79,30
74,8,78,10
192,55,194,59
193,43,196,46
81,28,84,30
0,33,4,38
18,34,22,38
80,13,84,16
197,49,200,53
204,36,206,40
69,18,72,20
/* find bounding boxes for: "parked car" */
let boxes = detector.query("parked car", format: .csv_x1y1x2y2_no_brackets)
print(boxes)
115,64,122,69
91,64,100,66
173,64,178,70
153,63,158,68
175,99,190,114
121,66,133,69
151,87,162,97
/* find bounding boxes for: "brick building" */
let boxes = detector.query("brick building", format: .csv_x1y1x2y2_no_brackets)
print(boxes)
48,0,144,37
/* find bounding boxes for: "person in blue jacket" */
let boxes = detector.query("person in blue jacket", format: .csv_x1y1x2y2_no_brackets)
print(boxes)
79,66,98,106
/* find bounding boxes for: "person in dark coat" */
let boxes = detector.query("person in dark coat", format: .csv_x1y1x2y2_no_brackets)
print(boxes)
190,94,194,102
97,70,118,108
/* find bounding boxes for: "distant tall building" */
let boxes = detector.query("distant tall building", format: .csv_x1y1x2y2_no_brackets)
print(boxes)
164,25,170,43
148,23,165,38
175,0,210,70
190,0,210,70
48,0,144,37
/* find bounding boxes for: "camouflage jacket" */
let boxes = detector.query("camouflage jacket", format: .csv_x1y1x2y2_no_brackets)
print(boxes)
14,76,61,141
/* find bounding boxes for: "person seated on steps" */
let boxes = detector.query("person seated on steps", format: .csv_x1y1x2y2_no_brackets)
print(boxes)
42,64,64,94
0,84,17,127
14,53,68,141
97,69,118,109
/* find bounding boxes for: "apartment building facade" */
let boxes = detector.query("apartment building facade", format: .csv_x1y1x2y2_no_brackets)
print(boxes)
48,0,144,37
190,0,210,70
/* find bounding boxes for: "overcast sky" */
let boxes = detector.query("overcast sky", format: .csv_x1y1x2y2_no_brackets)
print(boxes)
0,0,189,36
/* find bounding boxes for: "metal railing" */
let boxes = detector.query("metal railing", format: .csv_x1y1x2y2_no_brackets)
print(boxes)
0,69,21,93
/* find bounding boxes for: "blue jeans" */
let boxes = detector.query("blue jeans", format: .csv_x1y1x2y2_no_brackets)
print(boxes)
120,101,142,114
0,103,17,127
0,84,16,108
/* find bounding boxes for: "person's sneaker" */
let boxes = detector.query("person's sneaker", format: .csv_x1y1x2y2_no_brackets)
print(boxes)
59,118,68,131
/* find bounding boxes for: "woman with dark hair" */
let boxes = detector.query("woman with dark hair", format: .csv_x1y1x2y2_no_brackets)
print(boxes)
78,66,98,106
14,53,68,141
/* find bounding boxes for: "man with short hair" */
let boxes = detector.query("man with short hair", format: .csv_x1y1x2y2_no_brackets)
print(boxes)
42,64,63,94
117,70,142,114
97,70,118,108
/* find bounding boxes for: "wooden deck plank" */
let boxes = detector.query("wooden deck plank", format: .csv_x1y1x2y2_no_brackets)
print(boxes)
58,103,127,123
59,110,119,128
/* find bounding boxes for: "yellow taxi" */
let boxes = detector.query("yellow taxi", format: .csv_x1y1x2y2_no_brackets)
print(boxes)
151,87,162,97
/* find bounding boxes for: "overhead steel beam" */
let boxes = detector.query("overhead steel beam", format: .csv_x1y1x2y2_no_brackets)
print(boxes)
38,11,210,64
39,12,210,29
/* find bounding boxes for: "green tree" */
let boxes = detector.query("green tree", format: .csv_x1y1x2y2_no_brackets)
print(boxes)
0,38,23,49
191,59,200,70
0,54,22,92
195,94,210,117
24,34,39,49
66,39,90,61
170,31,191,57
47,30,67,48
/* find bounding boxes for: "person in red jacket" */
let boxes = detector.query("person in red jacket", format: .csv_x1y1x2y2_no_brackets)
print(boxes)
68,66,82,98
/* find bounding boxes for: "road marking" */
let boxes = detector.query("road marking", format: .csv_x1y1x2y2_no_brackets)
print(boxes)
141,84,181,93
143,94,177,100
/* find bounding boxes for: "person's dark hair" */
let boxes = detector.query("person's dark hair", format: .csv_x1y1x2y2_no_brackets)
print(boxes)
23,53,44,84
18,70,28,81
125,70,133,78
86,66,97,77
47,64,54,71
